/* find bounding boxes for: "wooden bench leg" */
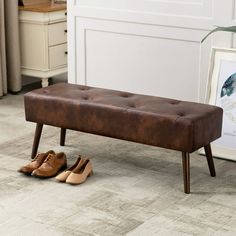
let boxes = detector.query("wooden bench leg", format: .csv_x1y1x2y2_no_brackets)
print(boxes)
31,123,43,159
204,144,216,177
182,152,190,194
60,128,66,146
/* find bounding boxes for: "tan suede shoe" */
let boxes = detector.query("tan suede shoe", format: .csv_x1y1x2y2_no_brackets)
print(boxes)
18,150,55,175
55,155,84,182
32,152,67,178
66,159,93,185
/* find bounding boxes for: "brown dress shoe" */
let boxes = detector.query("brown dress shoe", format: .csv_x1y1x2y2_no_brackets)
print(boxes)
31,152,67,178
66,159,93,185
55,155,84,182
18,150,55,175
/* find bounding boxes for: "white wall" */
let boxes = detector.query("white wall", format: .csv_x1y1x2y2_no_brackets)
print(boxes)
67,0,235,102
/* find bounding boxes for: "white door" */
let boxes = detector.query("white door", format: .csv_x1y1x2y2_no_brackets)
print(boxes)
68,0,235,102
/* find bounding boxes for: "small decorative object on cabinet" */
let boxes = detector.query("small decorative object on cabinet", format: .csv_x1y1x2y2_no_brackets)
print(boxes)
19,2,67,87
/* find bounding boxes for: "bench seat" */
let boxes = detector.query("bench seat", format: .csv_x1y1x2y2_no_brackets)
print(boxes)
24,83,223,193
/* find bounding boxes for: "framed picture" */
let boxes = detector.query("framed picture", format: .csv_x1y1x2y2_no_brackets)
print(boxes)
204,47,236,161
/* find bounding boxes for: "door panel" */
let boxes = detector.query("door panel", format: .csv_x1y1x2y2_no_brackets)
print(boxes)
68,0,234,102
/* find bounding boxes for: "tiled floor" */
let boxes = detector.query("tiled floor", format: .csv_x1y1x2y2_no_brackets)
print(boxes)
0,81,236,235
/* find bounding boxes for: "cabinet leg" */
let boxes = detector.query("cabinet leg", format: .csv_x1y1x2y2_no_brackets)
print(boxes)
41,78,49,87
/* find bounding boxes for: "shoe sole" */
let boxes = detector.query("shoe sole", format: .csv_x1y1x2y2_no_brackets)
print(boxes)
31,163,67,179
18,171,33,176
66,171,93,185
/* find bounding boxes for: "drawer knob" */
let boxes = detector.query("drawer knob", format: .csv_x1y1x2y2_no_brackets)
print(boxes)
65,51,68,55
64,29,67,33
65,12,67,16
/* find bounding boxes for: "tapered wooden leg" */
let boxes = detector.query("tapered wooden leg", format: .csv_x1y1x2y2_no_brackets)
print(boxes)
31,123,43,159
182,152,190,194
204,144,216,177
60,128,66,146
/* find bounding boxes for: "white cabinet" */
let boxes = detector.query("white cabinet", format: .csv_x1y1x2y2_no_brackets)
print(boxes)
67,0,235,102
19,4,67,87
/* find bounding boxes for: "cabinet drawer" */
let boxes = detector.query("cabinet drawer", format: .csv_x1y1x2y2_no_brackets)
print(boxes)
49,44,67,69
48,22,67,46
49,10,67,23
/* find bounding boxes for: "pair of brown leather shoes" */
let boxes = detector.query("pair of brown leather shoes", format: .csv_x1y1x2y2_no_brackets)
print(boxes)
18,150,67,178
55,155,93,185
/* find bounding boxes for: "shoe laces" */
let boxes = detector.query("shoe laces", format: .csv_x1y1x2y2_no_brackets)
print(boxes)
44,154,55,166
33,153,42,162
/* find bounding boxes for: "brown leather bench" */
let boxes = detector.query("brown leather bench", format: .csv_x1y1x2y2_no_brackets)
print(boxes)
24,83,223,193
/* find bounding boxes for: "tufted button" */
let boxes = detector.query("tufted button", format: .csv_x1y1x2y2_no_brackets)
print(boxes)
121,93,131,98
79,95,89,100
79,87,89,91
178,113,185,116
170,101,180,105
129,104,136,108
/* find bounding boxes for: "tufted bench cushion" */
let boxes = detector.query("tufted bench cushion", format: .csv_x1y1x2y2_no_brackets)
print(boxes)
25,83,222,152
24,83,223,193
